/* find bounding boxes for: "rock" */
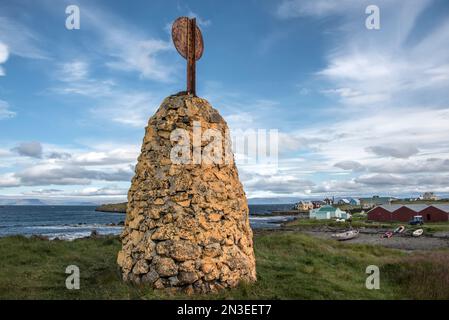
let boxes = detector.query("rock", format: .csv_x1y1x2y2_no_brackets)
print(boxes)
179,260,196,272
201,261,217,274
143,241,156,260
153,278,165,289
168,276,180,287
130,230,144,245
118,94,256,293
154,198,165,205
129,215,144,230
208,213,222,222
132,259,149,275
184,285,195,295
154,257,178,277
169,240,201,261
178,271,199,285
176,199,191,207
204,243,222,258
141,269,159,284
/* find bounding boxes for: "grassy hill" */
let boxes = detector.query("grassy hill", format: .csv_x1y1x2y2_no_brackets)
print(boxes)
1,232,448,299
95,202,127,213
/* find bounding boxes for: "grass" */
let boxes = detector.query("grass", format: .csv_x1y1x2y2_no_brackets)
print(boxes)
0,232,448,299
383,252,449,300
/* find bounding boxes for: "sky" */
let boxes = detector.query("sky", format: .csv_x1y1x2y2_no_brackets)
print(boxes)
1,0,449,204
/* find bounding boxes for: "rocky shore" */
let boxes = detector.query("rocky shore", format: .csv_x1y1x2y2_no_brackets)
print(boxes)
95,202,127,213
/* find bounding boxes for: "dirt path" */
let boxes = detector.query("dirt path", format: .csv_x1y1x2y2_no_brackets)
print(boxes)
304,229,449,251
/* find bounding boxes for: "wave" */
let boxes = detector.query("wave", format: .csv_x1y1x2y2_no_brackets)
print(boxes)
23,224,123,230
46,229,122,241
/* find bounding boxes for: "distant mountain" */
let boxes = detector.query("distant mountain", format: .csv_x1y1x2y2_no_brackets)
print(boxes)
0,198,46,205
247,197,298,205
51,201,98,206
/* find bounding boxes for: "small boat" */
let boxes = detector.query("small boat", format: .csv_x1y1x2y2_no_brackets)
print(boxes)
412,229,424,237
382,231,393,238
394,225,405,234
332,229,359,241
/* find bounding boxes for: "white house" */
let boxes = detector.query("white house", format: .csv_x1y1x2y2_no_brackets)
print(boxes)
309,205,350,220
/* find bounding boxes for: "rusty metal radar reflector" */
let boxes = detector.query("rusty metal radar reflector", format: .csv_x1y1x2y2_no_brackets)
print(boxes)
172,17,204,96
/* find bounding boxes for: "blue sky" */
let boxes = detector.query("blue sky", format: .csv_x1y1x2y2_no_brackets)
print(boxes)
1,0,449,203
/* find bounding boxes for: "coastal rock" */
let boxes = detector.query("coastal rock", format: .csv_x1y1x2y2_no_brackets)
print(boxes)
117,93,256,293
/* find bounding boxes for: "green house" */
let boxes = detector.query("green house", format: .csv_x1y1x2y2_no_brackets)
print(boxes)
309,205,349,220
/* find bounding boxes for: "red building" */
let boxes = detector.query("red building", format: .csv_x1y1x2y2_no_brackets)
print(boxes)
367,204,449,222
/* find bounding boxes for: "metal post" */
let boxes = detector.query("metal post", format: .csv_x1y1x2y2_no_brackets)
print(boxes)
187,18,196,96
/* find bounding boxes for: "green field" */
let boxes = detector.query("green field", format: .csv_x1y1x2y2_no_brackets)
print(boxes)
1,232,448,299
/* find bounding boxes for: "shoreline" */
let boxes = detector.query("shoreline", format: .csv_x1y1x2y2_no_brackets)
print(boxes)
94,202,304,217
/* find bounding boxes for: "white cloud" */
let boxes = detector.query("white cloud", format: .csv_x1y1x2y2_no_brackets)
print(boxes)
81,7,176,82
334,160,363,171
70,146,139,166
366,145,419,159
12,141,43,158
0,17,48,59
0,142,138,190
15,163,133,187
90,91,160,127
65,186,128,197
0,100,16,120
105,39,173,81
52,59,161,127
0,41,9,76
276,0,361,19
270,0,449,197
53,60,116,97
186,10,211,27
0,173,20,187
59,60,89,82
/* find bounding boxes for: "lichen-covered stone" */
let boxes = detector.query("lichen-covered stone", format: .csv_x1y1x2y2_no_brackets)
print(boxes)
118,93,256,293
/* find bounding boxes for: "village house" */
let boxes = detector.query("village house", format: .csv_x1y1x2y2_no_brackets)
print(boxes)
337,198,360,205
359,196,395,209
311,200,325,209
293,200,314,211
338,198,350,205
367,204,449,222
419,192,439,201
309,205,350,220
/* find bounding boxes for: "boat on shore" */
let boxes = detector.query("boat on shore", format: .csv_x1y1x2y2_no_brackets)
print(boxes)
331,229,359,241
394,225,405,234
412,229,424,237
382,231,393,238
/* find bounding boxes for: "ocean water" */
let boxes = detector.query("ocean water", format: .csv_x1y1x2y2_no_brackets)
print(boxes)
0,204,296,240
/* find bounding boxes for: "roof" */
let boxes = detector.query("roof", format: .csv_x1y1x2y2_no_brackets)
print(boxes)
373,204,449,213
317,205,338,212
431,204,449,212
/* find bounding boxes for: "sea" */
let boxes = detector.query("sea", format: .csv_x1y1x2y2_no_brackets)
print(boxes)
0,204,296,240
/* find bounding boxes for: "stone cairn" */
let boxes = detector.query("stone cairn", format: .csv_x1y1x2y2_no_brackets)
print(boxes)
117,93,256,294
